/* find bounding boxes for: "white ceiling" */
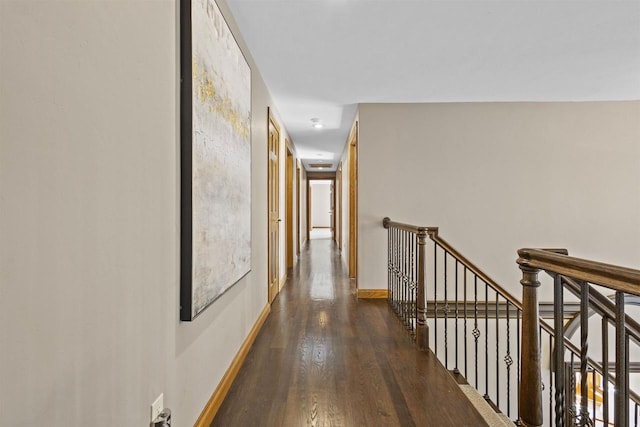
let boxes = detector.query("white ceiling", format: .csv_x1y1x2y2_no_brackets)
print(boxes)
226,0,640,172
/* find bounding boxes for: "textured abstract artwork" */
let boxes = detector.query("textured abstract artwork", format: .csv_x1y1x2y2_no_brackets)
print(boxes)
180,0,251,321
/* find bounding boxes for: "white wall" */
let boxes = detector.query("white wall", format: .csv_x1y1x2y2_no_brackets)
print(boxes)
358,102,640,297
0,1,294,425
311,180,332,228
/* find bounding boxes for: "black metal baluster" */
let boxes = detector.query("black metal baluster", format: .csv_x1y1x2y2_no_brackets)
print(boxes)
394,228,399,320
496,290,500,408
434,242,438,356
444,250,448,368
580,281,589,426
627,332,631,427
615,291,627,427
403,230,407,331
506,300,512,418
403,230,408,331
398,229,402,326
571,352,576,426
464,267,468,379
474,275,479,389
404,230,409,332
396,228,400,318
549,333,553,427
413,232,417,334
485,281,489,399
455,259,459,373
635,402,638,427
395,228,400,322
401,229,405,327
554,274,565,427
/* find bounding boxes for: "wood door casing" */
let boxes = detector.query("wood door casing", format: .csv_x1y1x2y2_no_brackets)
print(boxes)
348,122,358,280
296,163,301,255
286,145,294,269
337,163,342,251
268,111,280,303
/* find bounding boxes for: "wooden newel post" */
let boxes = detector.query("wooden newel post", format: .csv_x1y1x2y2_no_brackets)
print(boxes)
416,229,429,351
519,263,543,427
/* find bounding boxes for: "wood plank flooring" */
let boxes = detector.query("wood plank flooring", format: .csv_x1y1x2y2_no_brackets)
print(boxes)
212,239,489,427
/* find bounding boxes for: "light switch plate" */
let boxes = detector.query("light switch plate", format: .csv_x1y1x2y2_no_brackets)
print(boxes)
151,393,164,422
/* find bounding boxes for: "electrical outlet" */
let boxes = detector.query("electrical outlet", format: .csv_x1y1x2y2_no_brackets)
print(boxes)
150,393,164,422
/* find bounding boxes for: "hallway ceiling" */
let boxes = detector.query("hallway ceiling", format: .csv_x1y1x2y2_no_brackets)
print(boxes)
226,0,640,172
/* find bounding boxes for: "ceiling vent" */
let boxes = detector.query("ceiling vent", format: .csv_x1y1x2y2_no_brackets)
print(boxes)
309,163,331,169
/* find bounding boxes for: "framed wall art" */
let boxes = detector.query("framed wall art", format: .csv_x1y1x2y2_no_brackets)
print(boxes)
180,0,252,321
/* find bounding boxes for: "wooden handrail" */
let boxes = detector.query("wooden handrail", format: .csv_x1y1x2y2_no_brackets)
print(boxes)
382,217,437,235
383,218,560,338
518,248,640,296
517,249,640,427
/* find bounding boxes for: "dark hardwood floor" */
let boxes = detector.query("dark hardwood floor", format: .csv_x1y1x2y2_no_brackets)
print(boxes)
212,239,489,427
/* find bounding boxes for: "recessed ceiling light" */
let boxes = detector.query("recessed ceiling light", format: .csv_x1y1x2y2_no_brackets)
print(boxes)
310,117,323,129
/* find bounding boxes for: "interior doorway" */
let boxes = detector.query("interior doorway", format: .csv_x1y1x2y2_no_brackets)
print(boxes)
267,109,280,303
307,178,335,240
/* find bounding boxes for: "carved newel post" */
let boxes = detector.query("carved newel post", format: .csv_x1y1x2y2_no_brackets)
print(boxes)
518,258,543,427
416,228,429,350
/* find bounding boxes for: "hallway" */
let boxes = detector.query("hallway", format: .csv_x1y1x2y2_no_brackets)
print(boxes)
211,240,489,426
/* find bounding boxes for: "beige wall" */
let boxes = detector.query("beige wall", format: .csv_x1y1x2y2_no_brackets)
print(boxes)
0,0,296,425
358,102,640,295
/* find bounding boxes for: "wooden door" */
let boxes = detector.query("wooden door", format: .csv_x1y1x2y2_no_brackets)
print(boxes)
268,112,280,303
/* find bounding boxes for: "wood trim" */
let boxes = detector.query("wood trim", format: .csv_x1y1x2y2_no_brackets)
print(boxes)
279,272,288,291
337,162,342,251
306,171,335,180
357,289,388,299
194,303,271,426
286,145,294,268
306,180,311,241
348,121,358,280
296,162,301,256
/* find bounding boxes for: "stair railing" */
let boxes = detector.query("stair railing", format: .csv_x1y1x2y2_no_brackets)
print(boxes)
518,249,640,427
383,217,640,426
382,217,434,350
384,217,533,420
